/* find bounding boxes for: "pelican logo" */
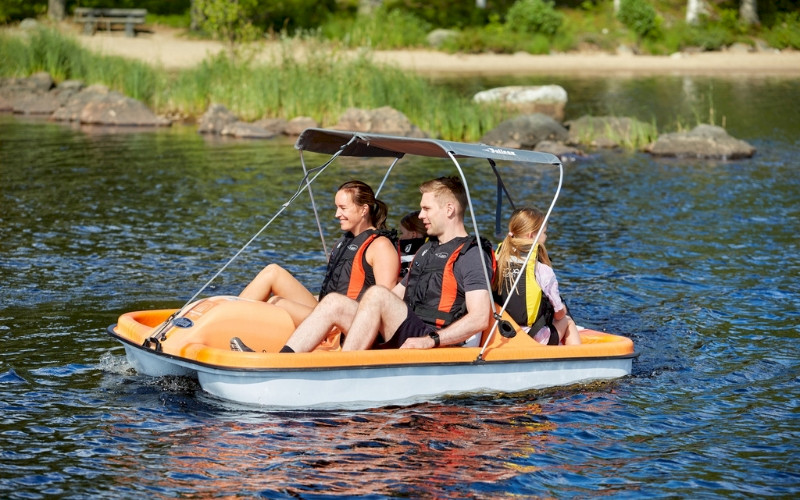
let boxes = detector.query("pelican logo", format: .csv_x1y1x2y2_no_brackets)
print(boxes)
484,147,517,156
435,252,449,259
347,244,359,251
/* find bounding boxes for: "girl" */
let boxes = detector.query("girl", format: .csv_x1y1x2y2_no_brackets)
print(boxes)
397,210,427,280
493,207,581,345
238,180,400,328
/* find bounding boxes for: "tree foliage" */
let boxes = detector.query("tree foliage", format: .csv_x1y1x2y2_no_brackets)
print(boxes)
617,0,660,40
505,0,563,37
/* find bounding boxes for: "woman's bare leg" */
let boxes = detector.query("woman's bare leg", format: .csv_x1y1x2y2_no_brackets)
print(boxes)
267,297,315,328
239,263,317,307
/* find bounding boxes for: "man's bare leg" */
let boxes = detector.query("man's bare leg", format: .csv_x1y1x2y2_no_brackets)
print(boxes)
283,293,358,353
342,286,410,351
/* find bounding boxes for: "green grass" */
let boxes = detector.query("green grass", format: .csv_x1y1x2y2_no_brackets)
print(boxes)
0,27,512,142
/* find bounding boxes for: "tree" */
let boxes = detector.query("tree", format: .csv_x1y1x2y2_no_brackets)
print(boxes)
686,0,709,25
739,0,759,26
47,0,65,21
195,0,260,54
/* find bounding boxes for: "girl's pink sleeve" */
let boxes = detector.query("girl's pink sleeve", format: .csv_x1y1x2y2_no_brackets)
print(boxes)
535,262,566,316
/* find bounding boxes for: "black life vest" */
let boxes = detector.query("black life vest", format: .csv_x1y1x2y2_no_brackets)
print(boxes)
398,237,427,279
319,229,396,301
405,236,496,329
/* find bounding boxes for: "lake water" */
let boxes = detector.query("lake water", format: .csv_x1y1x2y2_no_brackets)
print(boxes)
1,75,798,498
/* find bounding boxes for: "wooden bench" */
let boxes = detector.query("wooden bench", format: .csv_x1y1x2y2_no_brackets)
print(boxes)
74,8,147,37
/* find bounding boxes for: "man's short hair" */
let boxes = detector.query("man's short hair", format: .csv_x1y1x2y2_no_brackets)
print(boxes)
420,176,466,217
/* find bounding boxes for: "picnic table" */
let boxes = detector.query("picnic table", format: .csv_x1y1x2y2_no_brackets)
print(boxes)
74,8,147,37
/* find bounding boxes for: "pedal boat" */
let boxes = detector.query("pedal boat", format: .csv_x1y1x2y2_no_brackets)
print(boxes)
106,129,637,409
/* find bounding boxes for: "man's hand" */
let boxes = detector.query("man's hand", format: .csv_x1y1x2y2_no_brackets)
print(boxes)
400,335,436,349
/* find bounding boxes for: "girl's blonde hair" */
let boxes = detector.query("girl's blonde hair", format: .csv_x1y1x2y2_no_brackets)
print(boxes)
493,207,551,294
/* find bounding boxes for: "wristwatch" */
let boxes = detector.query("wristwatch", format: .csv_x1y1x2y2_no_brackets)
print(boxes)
428,331,440,348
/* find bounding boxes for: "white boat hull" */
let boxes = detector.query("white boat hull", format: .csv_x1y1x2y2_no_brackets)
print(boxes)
197,357,633,409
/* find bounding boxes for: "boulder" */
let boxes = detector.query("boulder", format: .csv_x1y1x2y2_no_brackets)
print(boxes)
480,113,568,150
51,84,112,122
645,124,756,159
79,94,171,126
49,84,169,126
286,116,319,136
13,91,63,115
253,117,289,135
427,29,458,49
0,73,58,114
535,140,585,160
565,115,657,149
220,121,276,139
473,85,568,121
333,107,426,137
27,72,54,92
198,104,238,134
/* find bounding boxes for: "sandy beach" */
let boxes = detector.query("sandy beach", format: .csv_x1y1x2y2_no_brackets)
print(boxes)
71,25,800,77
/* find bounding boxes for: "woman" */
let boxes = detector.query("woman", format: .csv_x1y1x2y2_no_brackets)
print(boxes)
238,180,400,328
493,207,581,345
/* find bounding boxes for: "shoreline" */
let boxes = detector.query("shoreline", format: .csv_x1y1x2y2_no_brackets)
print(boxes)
66,26,800,78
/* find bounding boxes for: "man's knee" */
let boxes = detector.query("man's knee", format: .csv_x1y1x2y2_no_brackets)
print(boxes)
318,292,353,313
360,285,393,305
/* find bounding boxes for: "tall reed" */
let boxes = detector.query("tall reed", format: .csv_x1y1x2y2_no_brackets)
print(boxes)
0,28,512,141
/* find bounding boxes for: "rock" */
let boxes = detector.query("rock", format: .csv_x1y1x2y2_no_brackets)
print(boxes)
727,42,752,54
220,121,276,139
565,115,657,149
473,85,568,121
616,44,637,56
51,84,111,122
333,107,426,137
253,117,289,135
51,84,169,126
79,94,170,126
754,39,778,53
286,116,319,136
19,18,39,30
645,124,756,159
198,103,238,134
14,91,63,115
535,140,585,160
427,29,458,49
27,72,54,92
0,73,77,115
480,113,568,150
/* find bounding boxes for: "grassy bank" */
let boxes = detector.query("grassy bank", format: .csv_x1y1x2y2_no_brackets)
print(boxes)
0,28,511,142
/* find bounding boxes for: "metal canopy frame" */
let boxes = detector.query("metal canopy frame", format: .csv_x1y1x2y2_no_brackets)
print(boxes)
295,129,564,356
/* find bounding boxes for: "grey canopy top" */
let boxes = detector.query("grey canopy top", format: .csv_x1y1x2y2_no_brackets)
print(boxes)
295,128,561,166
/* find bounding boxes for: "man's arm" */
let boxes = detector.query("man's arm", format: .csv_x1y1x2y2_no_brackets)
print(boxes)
399,289,491,349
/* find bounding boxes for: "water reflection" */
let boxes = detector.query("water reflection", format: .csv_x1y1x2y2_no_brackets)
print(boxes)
99,386,638,497
2,73,800,497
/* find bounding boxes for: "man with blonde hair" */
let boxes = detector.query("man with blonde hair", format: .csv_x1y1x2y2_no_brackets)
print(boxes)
281,176,494,352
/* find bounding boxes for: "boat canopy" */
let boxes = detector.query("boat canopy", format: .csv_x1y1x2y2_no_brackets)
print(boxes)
295,128,561,166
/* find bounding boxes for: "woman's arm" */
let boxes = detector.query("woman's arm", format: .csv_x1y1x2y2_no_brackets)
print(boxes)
366,236,401,289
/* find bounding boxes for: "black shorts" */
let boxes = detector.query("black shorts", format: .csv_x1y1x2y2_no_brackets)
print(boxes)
374,303,436,349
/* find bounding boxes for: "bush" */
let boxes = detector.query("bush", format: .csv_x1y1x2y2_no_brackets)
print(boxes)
505,0,563,37
0,0,44,23
321,7,430,49
617,0,660,40
763,11,800,50
384,0,518,29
